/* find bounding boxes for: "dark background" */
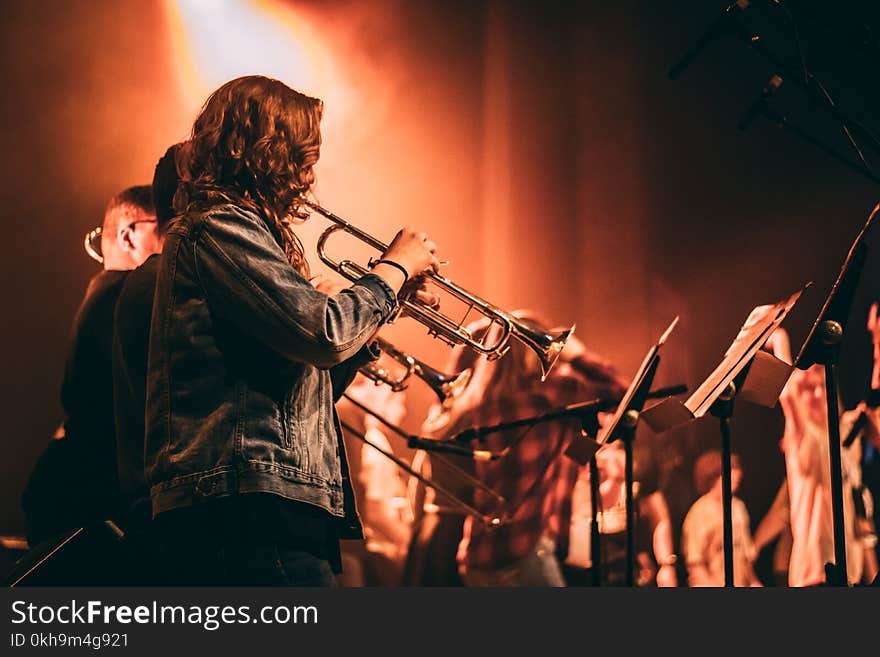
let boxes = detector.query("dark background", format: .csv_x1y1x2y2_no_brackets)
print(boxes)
0,0,878,583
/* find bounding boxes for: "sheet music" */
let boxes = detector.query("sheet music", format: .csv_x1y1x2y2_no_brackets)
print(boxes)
685,287,804,418
641,286,807,433
596,316,678,445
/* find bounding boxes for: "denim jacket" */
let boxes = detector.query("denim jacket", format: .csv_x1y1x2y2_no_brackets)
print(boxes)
145,204,398,536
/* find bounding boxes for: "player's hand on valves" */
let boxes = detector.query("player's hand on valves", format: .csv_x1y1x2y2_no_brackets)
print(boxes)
382,227,441,279
401,274,441,309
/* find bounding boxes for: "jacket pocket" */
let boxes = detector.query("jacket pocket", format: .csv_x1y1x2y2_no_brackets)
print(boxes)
279,395,293,450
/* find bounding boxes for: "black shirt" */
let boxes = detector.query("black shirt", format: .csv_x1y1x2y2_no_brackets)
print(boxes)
112,255,159,529
22,269,128,543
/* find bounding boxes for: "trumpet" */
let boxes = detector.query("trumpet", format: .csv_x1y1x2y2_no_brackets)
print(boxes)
307,201,575,380
84,226,103,264
361,337,472,405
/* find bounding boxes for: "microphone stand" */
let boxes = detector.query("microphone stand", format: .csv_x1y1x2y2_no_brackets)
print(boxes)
740,88,880,186
452,384,688,444
668,0,755,80
671,0,880,184
730,6,880,183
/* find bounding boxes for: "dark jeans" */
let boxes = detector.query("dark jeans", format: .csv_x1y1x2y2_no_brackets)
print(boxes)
562,559,629,587
159,538,337,586
154,495,340,586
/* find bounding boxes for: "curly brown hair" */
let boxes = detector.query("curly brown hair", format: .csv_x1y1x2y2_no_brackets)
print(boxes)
174,75,323,276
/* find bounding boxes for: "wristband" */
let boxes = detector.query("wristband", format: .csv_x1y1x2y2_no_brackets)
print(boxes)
659,554,678,567
371,258,410,283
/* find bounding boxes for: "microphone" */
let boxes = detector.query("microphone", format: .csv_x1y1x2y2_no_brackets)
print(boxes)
738,75,783,131
406,435,498,461
844,389,880,448
842,411,867,448
452,384,689,444
669,0,753,80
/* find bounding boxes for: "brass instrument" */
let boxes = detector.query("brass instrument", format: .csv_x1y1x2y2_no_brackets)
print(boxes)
307,200,575,380
361,337,472,405
84,226,103,264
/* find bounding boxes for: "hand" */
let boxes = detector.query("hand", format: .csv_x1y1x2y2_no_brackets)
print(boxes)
381,227,440,280
400,274,440,309
656,563,678,587
765,327,792,363
309,273,346,296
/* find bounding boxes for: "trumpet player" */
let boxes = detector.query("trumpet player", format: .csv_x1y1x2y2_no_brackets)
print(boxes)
145,75,440,586
22,185,159,551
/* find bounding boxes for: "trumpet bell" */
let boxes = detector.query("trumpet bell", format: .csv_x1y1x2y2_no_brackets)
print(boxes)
414,362,472,406
84,226,103,264
512,323,575,382
364,337,473,405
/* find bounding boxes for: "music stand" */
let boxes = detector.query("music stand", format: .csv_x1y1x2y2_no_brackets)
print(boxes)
564,317,679,586
643,287,807,586
790,204,879,586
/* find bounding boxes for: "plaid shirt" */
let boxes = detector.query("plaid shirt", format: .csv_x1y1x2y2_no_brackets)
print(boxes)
459,364,597,570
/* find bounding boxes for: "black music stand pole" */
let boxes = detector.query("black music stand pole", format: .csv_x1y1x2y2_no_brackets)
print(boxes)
622,417,637,587
589,455,602,587
719,410,735,586
708,373,749,588
606,357,662,587
825,347,848,587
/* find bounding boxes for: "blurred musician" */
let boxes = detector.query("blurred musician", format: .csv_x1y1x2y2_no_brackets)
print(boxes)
855,303,880,578
402,343,483,587
681,450,762,586
424,312,616,586
767,327,875,585
336,374,414,586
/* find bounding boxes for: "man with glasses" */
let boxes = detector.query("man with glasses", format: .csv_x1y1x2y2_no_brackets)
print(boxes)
21,186,159,559
101,186,161,271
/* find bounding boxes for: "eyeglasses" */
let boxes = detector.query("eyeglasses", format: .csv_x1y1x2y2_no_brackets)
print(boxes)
126,219,158,230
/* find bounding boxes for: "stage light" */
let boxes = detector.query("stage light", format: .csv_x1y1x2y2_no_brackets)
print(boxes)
162,0,342,115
